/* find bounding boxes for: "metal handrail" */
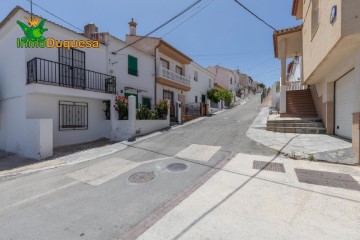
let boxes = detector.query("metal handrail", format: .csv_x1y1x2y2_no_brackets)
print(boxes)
27,57,116,94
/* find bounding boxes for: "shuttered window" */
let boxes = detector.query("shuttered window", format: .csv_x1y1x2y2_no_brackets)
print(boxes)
128,55,138,76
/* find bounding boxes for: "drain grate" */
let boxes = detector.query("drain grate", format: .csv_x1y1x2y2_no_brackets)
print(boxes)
128,172,155,184
166,163,188,172
295,168,360,191
253,161,286,173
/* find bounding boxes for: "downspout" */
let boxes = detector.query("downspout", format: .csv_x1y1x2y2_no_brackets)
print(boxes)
154,46,158,104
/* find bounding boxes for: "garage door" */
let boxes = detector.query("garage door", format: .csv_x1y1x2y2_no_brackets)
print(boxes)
335,69,355,139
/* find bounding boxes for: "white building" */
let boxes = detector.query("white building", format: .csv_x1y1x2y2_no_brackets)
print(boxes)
0,7,118,159
87,25,156,108
187,62,215,105
207,65,244,104
125,19,214,120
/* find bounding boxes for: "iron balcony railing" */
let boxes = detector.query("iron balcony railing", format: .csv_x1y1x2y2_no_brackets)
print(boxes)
27,58,116,94
159,66,191,87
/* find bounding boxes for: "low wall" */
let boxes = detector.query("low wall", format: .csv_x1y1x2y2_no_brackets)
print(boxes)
111,118,169,141
135,119,170,136
25,119,53,160
111,120,133,141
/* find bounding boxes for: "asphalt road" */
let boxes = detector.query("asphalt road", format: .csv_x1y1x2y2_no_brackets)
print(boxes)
0,94,274,240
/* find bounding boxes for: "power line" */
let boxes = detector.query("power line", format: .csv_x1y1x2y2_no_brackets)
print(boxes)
161,0,216,38
112,0,205,55
23,0,83,32
189,49,271,57
233,0,277,31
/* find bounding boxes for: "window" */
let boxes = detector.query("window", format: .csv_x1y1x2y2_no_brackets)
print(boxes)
59,101,88,131
311,0,320,39
209,79,212,88
160,58,169,69
230,78,233,85
194,71,198,81
128,55,138,76
176,66,183,75
195,96,198,103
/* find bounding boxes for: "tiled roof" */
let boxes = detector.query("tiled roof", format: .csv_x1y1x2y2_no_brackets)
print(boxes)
273,25,302,36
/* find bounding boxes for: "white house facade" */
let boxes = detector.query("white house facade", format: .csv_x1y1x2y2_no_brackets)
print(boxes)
86,25,156,109
0,7,118,159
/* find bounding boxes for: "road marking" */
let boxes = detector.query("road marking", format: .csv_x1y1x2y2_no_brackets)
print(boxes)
175,144,222,162
123,151,236,240
0,181,78,214
66,157,171,186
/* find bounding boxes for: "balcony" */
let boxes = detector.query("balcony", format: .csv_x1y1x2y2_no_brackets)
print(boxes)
27,58,116,94
157,66,191,91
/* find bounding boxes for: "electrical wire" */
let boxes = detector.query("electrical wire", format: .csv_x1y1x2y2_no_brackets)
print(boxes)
23,0,84,32
233,0,277,31
161,0,216,38
112,0,205,55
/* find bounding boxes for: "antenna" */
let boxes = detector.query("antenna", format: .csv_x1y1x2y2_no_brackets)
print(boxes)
30,0,33,21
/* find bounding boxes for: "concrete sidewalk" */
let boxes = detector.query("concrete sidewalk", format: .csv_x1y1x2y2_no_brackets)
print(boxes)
246,107,357,165
138,153,360,240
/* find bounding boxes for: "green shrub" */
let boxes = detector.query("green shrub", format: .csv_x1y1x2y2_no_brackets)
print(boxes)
136,105,153,120
155,100,169,119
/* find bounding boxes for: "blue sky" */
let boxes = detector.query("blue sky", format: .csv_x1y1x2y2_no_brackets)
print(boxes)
1,0,300,87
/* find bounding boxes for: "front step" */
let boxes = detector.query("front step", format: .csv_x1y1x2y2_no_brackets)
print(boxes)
267,117,326,134
266,126,326,134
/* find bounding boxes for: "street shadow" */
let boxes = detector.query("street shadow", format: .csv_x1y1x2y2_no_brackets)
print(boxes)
169,135,299,240
0,138,116,172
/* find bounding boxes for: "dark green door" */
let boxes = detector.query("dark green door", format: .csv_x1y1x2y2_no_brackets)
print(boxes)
142,97,151,109
125,93,139,108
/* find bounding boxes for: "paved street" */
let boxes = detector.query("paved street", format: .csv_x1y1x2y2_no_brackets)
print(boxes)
1,95,359,240
0,95,275,240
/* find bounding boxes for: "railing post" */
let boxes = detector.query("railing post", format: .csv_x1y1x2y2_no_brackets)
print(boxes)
35,58,38,83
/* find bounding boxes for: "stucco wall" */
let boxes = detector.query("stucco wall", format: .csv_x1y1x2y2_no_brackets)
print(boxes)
107,36,155,106
187,63,214,104
302,0,342,81
26,94,111,147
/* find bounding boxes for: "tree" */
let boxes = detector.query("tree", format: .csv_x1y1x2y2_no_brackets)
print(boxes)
215,88,233,106
257,83,266,89
207,89,220,103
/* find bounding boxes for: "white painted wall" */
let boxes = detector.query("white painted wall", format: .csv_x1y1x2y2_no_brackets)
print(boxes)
107,36,155,106
0,9,114,159
26,94,111,147
187,62,215,104
111,96,169,141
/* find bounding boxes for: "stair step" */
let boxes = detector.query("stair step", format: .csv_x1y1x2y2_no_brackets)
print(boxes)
266,127,327,134
267,122,324,128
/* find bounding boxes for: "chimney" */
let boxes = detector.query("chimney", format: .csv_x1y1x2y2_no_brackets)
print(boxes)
84,23,98,37
128,18,137,36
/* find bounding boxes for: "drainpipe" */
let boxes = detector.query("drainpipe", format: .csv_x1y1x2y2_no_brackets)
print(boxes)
154,46,158,104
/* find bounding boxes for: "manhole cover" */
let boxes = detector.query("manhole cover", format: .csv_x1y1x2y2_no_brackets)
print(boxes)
128,172,155,184
167,163,188,172
253,160,286,173
295,168,360,191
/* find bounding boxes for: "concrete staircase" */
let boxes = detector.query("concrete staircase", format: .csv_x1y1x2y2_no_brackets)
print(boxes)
280,89,318,118
267,118,326,134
